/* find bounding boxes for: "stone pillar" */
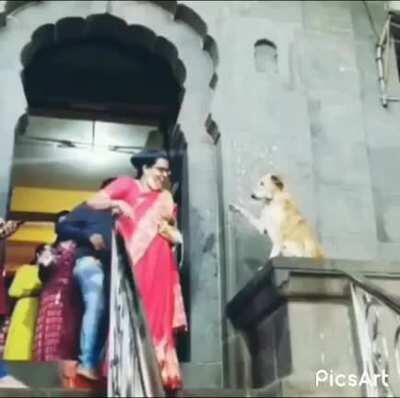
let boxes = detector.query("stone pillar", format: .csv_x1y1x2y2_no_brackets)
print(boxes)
226,258,400,397
178,102,223,387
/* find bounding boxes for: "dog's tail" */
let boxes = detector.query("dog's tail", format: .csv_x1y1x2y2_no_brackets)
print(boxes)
304,238,325,265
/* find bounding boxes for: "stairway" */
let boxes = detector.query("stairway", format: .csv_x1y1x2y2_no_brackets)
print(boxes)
0,387,97,397
0,362,102,397
0,363,249,398
0,364,348,397
179,388,247,397
0,365,248,397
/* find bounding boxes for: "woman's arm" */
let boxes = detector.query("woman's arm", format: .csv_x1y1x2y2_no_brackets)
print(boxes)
56,220,91,246
158,219,183,245
86,191,116,211
87,190,135,219
157,193,183,245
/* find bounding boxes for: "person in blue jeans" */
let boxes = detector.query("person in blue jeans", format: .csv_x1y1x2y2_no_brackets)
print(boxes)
0,361,27,388
56,179,114,381
0,362,7,378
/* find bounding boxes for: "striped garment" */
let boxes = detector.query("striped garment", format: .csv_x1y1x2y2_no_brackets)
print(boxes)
0,219,23,240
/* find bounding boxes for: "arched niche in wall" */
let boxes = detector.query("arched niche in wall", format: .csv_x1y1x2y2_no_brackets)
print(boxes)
254,39,278,74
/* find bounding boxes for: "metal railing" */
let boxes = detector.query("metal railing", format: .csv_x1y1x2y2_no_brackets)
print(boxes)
344,271,400,398
108,231,165,398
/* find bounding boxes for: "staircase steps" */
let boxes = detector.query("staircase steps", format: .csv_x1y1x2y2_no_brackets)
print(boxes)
179,388,247,397
0,362,103,397
0,387,97,397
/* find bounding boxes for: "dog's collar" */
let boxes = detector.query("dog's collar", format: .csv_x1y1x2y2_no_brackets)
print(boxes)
265,197,273,205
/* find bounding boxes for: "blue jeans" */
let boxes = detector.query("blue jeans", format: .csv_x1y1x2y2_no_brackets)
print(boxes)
73,256,106,371
0,361,8,378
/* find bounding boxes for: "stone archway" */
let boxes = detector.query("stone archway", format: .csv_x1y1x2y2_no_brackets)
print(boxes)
20,13,186,124
0,0,224,388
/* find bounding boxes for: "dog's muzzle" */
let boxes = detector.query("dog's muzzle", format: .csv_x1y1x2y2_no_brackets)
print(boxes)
251,194,257,200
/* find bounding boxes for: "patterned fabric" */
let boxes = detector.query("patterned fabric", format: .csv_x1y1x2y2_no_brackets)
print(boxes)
0,219,23,240
34,242,82,362
104,176,174,267
0,317,10,358
103,177,187,391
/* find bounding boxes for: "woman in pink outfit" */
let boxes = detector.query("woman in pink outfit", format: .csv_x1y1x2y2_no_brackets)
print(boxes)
87,149,187,392
34,240,82,363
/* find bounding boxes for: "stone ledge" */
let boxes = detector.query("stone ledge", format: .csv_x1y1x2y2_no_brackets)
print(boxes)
226,257,400,330
251,374,363,397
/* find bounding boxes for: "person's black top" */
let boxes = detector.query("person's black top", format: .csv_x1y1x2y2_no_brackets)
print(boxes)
55,203,113,267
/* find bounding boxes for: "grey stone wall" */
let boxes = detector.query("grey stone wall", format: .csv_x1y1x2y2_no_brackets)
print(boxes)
207,1,400,299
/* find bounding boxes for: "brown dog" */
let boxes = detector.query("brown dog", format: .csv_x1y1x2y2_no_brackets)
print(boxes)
230,173,324,260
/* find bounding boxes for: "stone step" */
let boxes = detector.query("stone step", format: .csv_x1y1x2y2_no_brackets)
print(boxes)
251,376,365,397
3,361,62,389
0,361,105,396
180,388,247,397
0,387,97,397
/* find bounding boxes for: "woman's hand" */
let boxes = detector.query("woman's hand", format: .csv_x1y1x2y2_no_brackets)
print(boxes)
89,233,106,251
111,200,135,219
158,219,183,245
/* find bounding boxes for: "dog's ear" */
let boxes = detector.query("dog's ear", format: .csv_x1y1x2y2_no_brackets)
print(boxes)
271,175,284,190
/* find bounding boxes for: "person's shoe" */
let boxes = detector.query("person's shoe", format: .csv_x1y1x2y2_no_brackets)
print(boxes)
0,375,28,389
76,366,99,381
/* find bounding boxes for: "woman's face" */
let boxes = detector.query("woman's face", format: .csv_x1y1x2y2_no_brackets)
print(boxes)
36,244,54,265
143,158,170,191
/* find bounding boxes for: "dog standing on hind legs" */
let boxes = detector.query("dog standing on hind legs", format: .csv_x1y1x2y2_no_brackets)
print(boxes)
229,173,325,261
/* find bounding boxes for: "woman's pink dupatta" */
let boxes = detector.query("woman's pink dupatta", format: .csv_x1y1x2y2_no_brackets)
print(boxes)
105,176,174,268
103,177,187,390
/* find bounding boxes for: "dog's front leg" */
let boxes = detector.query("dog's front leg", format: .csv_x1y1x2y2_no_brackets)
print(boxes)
229,204,265,235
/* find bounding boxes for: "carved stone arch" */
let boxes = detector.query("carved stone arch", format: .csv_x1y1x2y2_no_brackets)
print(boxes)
0,0,219,88
21,14,186,81
21,14,185,82
20,13,187,124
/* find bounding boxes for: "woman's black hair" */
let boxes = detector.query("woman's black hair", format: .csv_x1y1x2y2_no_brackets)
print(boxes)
130,149,169,179
100,177,117,189
31,243,49,265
